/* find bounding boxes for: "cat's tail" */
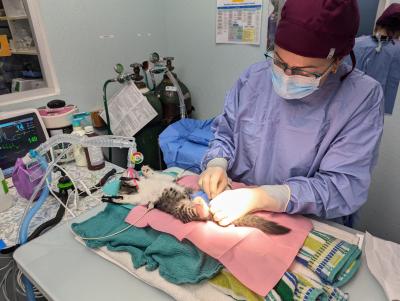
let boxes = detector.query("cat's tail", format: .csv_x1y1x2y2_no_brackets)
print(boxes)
233,215,290,235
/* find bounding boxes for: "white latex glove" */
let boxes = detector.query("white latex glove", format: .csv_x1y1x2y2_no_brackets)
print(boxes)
198,166,229,199
209,187,288,226
209,188,263,226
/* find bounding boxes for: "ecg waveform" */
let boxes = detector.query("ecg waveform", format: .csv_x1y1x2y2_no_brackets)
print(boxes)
0,120,35,142
0,118,37,152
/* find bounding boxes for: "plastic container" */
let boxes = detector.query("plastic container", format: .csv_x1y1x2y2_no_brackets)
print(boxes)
83,126,105,170
71,120,87,167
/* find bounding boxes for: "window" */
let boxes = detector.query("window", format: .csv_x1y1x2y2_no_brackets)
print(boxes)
0,0,59,106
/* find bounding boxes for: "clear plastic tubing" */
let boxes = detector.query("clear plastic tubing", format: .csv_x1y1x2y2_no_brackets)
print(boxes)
34,134,136,158
18,135,137,240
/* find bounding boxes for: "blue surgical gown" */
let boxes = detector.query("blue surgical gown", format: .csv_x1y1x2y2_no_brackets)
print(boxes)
350,35,400,114
202,61,384,219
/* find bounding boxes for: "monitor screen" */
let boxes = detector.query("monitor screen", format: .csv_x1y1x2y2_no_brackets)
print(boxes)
0,112,47,177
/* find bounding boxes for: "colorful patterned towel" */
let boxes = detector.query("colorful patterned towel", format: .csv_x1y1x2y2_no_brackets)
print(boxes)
296,230,361,287
210,227,361,301
271,272,296,301
292,272,348,301
266,271,348,301
211,270,348,301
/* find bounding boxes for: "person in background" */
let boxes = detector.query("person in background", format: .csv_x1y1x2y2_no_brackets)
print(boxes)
349,3,400,114
198,0,384,227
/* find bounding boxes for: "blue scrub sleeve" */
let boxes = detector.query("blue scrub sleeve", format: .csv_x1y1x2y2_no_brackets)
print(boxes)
285,85,384,219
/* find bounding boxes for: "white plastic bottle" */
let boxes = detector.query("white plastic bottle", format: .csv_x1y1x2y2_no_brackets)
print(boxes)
71,119,87,167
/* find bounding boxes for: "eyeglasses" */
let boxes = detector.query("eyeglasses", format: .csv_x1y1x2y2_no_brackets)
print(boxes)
264,50,335,79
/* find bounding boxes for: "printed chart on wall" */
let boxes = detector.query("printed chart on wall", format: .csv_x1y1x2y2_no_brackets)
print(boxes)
216,0,263,45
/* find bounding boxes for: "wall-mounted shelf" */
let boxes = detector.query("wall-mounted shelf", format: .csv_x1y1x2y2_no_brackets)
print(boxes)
0,0,48,98
2,0,26,19
11,48,37,55
0,15,28,21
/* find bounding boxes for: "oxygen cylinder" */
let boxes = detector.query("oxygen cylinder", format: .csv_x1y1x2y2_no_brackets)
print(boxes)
129,63,165,170
154,57,193,124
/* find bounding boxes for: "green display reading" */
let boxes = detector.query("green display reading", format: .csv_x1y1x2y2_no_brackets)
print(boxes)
28,135,38,144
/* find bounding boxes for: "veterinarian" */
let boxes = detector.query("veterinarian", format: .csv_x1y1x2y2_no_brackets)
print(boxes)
348,3,400,115
199,0,384,227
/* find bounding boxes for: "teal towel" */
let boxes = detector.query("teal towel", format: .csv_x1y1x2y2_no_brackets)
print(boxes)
72,204,222,284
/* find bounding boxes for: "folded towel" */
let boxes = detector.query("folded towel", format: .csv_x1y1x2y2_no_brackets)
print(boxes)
72,204,222,285
296,230,361,287
265,271,348,301
294,272,348,301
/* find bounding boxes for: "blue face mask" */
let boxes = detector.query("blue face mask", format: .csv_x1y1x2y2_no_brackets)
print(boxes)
271,65,321,100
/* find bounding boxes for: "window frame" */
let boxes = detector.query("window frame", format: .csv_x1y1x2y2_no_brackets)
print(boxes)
0,0,59,106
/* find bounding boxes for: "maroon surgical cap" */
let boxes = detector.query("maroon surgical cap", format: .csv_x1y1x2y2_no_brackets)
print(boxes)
376,4,400,32
275,0,360,59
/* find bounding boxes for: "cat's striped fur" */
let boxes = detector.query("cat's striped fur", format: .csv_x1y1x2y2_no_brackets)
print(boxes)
118,166,290,235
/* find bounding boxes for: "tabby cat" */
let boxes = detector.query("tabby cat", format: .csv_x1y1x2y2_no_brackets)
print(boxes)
116,166,290,235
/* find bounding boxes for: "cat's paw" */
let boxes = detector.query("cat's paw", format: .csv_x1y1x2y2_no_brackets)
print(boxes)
141,165,154,177
111,197,127,204
119,194,145,205
192,197,211,220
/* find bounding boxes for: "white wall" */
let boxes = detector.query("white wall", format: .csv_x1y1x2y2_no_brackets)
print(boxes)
357,88,400,242
165,0,270,119
1,0,168,112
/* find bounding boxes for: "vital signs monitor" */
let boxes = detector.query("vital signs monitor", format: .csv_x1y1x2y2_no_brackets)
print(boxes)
0,109,49,177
